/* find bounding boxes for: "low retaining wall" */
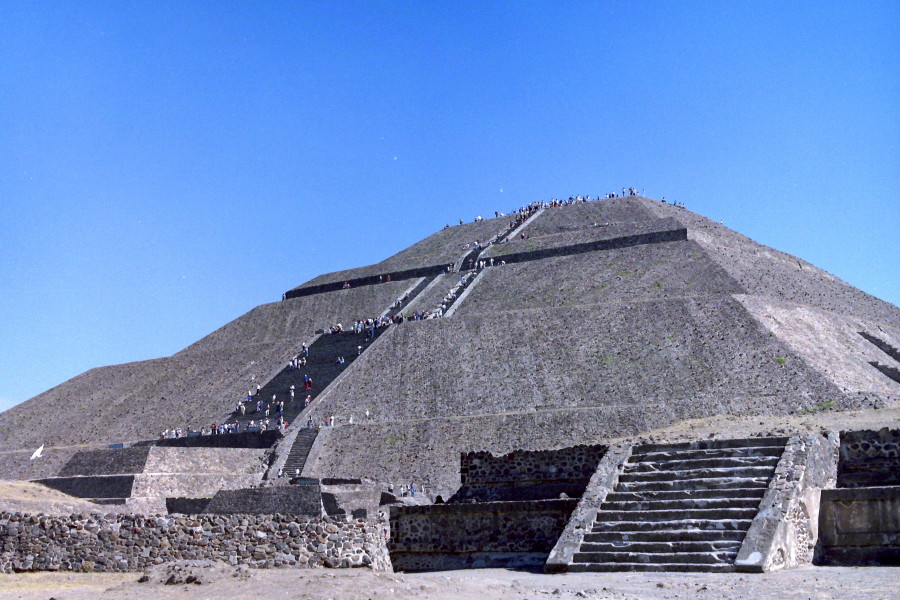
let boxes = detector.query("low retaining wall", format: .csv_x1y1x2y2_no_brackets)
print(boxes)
33,475,135,501
389,499,578,571
453,445,606,502
0,511,391,573
815,486,900,566
837,428,900,488
203,485,323,516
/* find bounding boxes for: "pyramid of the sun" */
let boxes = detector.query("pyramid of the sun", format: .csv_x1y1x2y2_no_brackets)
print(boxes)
1,197,898,493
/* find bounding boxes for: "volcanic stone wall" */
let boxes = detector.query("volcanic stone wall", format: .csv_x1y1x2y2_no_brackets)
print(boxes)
815,486,900,566
0,512,390,573
482,217,684,260
203,485,323,516
389,498,578,571
837,428,900,487
451,446,606,503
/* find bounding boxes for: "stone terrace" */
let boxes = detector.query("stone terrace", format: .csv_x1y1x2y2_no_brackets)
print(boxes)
293,216,511,290
644,199,900,329
0,281,412,462
458,239,743,315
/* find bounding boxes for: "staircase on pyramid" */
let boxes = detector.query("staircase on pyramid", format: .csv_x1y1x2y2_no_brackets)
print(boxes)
570,437,789,572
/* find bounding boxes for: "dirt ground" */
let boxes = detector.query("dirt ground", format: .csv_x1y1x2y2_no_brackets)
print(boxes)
0,564,898,600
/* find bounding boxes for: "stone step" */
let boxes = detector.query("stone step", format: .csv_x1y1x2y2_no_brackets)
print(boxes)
574,550,737,565
583,529,746,544
592,519,752,533
618,466,775,483
617,476,770,493
634,437,789,454
624,455,780,473
580,540,742,554
632,445,785,462
601,497,762,512
605,487,767,502
567,562,735,573
598,508,758,522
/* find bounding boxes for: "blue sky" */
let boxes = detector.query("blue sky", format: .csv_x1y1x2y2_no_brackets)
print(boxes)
1,1,897,413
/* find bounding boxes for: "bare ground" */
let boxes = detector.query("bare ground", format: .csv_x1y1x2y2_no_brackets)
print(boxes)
0,564,898,600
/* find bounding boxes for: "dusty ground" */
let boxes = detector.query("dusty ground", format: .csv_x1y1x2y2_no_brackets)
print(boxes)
0,564,898,600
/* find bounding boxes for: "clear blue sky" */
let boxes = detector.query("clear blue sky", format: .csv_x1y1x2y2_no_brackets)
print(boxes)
1,1,897,413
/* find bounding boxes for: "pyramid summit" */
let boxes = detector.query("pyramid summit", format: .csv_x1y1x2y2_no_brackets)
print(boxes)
1,195,897,492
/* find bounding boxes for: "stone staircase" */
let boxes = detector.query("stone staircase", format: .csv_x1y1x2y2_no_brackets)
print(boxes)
229,325,393,431
570,437,788,572
281,428,319,477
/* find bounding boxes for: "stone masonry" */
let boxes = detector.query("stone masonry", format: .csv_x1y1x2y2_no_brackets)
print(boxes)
0,511,391,573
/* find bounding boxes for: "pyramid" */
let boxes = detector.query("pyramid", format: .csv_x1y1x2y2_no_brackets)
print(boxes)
1,197,898,496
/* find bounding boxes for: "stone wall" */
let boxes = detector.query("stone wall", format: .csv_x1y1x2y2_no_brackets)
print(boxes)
33,475,135,502
450,445,606,503
0,511,391,573
203,485,323,516
837,428,900,487
482,220,685,261
389,499,578,571
815,486,900,566
57,447,152,477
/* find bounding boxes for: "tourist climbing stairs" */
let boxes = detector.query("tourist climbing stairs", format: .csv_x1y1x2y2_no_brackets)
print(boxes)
266,274,442,475
570,437,788,572
228,325,393,431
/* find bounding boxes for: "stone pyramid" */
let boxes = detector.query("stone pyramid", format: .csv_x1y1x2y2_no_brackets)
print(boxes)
1,197,898,494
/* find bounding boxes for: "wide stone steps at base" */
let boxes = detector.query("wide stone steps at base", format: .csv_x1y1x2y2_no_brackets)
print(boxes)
624,455,779,472
583,529,747,543
568,562,735,573
566,436,789,573
605,487,766,502
580,540,741,553
574,551,737,565
601,497,762,511
616,476,770,492
618,466,775,483
592,519,753,532
633,445,785,462
634,437,789,453
597,508,759,522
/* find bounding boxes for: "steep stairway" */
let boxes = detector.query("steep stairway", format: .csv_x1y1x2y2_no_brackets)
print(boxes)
281,428,319,477
570,437,788,572
229,325,394,431
267,274,441,476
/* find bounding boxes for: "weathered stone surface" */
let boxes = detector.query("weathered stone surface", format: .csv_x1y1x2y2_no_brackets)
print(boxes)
815,486,900,566
389,499,578,572
0,511,390,574
734,432,839,572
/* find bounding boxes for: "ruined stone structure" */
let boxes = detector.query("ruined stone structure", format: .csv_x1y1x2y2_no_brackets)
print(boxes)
1,195,898,573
